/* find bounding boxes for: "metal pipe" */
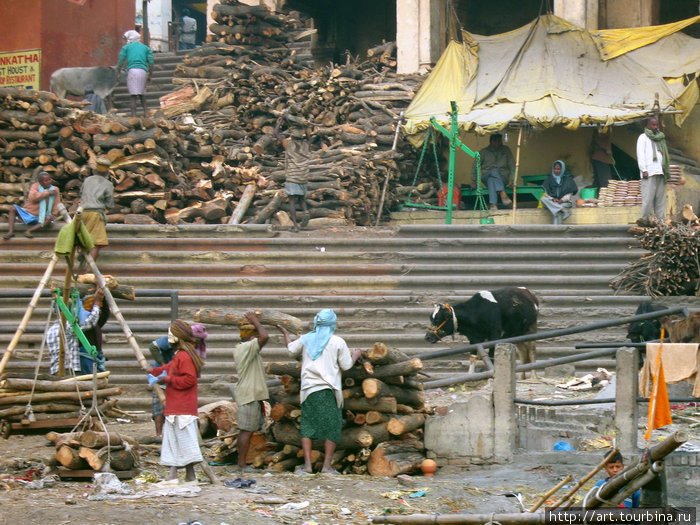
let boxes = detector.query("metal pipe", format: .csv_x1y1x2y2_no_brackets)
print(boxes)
371,512,546,524
423,348,619,389
575,342,649,349
416,306,687,361
515,397,700,407
605,462,663,508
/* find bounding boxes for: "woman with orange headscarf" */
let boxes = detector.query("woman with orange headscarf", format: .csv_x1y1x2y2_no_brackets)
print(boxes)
149,319,205,483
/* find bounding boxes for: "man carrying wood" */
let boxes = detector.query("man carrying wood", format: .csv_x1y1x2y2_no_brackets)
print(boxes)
232,312,269,472
80,157,114,263
3,171,61,240
278,309,361,474
274,113,310,232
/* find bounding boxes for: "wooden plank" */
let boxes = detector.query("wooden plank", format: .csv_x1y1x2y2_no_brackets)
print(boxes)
10,417,81,431
50,468,140,480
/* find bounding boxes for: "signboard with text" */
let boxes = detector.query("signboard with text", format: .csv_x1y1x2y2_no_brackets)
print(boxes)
0,49,41,90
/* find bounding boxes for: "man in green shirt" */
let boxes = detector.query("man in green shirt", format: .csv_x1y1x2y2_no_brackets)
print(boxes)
117,31,154,117
232,312,269,471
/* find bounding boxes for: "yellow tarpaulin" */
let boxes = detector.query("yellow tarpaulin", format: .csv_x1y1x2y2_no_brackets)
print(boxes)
404,14,700,138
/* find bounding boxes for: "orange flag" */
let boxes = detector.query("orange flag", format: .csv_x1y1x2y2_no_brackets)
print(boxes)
644,331,673,440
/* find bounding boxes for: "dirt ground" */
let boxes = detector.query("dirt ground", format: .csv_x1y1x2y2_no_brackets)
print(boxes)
1,379,698,525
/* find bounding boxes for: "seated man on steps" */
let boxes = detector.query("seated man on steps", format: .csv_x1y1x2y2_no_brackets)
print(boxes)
3,171,61,240
471,133,514,211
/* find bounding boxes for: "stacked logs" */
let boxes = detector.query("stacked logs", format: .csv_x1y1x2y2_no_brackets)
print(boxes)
0,372,124,428
610,212,700,297
46,429,139,474
262,342,427,476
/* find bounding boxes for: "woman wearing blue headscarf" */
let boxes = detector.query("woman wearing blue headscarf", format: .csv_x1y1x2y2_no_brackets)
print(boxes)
541,160,578,224
279,309,361,474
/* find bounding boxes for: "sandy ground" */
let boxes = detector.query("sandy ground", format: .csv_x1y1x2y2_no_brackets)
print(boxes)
1,379,698,525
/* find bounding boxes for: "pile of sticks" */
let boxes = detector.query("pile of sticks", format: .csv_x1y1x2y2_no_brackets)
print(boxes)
610,213,700,297
0,371,124,428
46,429,139,473
262,342,427,476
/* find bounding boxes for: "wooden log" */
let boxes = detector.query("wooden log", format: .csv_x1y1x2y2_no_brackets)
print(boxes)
228,183,256,225
343,396,397,414
0,402,79,418
266,457,299,472
92,128,162,148
362,378,425,407
270,403,297,422
110,449,138,471
366,343,411,365
79,430,138,448
366,41,396,57
79,446,110,470
198,400,238,433
266,362,302,377
367,441,424,477
194,308,303,333
387,414,426,436
49,281,135,301
200,197,230,222
342,358,423,380
365,410,391,425
0,377,109,392
47,431,83,446
249,190,284,224
0,386,122,406
56,444,88,469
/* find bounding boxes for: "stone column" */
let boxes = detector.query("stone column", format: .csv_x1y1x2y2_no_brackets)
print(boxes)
615,347,639,455
493,343,516,461
397,0,445,74
553,0,599,29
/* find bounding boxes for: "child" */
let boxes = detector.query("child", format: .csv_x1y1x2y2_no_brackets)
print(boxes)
232,312,269,471
593,451,641,507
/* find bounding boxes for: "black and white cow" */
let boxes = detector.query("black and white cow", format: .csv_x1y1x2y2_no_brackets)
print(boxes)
426,287,539,377
50,66,118,107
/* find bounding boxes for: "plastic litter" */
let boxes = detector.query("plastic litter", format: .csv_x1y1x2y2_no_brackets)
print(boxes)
224,477,256,488
409,490,427,498
553,441,575,451
280,500,310,510
92,472,132,495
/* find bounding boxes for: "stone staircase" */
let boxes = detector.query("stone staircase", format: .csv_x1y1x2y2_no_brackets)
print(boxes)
1,223,698,409
112,51,185,114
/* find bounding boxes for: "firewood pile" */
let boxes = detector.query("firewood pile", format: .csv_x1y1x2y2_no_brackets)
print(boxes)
159,0,436,225
45,429,139,474
0,372,124,430
610,209,700,297
258,342,427,476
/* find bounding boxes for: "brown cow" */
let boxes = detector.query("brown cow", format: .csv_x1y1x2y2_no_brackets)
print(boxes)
659,312,700,343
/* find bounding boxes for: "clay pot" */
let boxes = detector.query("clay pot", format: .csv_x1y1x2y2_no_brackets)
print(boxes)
420,458,437,476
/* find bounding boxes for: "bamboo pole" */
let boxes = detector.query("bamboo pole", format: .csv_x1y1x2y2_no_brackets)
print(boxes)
228,183,256,225
510,125,524,225
549,447,618,509
58,371,110,383
527,474,572,512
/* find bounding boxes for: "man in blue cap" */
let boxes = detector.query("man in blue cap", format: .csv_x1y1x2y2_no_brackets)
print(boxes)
278,309,361,474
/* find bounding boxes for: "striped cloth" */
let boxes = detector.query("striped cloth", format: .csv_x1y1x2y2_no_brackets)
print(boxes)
284,140,310,185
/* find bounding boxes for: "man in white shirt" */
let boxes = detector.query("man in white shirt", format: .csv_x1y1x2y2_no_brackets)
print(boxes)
279,309,361,474
636,117,669,220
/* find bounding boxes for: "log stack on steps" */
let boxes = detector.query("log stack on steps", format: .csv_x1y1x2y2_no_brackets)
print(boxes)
262,342,428,476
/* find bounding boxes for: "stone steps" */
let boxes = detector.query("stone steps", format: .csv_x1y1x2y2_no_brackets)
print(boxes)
1,224,698,409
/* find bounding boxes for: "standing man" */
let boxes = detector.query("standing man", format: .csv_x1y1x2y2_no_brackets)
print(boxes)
80,157,114,262
636,117,669,220
180,8,197,50
279,309,361,474
3,171,61,240
274,115,310,232
232,312,269,471
471,133,515,211
117,30,154,117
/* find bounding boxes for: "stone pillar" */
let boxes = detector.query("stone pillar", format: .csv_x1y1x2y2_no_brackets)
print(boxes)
615,347,639,455
601,0,658,29
553,0,599,29
493,343,516,461
397,0,445,74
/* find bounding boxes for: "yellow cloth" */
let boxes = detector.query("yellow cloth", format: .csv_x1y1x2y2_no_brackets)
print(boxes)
639,343,700,398
82,210,108,246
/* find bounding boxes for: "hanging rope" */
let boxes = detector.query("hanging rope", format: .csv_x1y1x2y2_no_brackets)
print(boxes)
405,126,443,206
23,300,56,421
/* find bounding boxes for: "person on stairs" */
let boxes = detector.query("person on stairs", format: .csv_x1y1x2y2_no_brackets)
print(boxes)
541,160,577,225
3,171,61,240
471,133,514,211
80,157,114,264
117,29,154,117
274,112,310,232
278,309,361,474
636,117,669,221
232,312,269,472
